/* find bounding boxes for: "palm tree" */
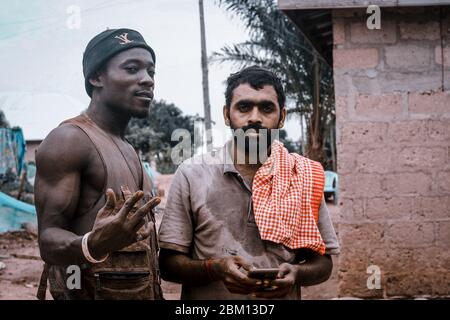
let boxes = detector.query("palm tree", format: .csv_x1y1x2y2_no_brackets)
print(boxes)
212,0,335,168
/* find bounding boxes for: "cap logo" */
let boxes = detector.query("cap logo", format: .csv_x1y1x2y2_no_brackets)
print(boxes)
114,33,133,45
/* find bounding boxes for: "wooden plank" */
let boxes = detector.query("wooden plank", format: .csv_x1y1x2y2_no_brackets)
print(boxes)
278,0,450,10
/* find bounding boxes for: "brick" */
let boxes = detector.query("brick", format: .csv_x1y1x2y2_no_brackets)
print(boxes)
432,271,450,296
436,221,450,247
438,171,450,194
399,21,440,41
341,122,387,145
333,19,345,45
340,173,383,198
383,172,432,196
375,247,439,275
428,120,450,142
397,147,447,169
333,74,351,95
350,71,442,94
338,197,364,222
338,246,374,273
385,45,432,70
350,20,397,44
356,148,393,173
386,271,436,297
355,93,403,118
334,48,379,70
336,145,356,175
365,197,413,221
335,95,349,121
385,221,435,248
413,196,450,220
338,245,386,299
435,46,450,67
336,145,358,174
387,120,428,144
409,91,450,115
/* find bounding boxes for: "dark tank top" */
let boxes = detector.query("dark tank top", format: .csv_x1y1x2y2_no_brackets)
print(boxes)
38,114,163,300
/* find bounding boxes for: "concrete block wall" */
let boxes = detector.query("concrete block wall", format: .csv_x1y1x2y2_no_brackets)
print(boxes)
332,6,450,298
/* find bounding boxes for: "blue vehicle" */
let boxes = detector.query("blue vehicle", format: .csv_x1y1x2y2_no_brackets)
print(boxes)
324,170,339,205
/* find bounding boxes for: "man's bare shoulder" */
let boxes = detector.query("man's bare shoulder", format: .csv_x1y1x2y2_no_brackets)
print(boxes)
36,123,93,172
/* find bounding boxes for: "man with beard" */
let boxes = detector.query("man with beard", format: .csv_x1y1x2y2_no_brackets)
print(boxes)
158,66,340,299
35,29,163,300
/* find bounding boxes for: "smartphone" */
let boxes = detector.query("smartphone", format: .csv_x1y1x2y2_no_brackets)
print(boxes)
247,268,280,280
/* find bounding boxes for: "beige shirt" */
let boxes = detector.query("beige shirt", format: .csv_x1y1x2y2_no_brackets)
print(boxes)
159,142,340,300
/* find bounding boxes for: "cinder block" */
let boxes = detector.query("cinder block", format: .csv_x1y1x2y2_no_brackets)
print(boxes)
383,172,433,196
385,221,435,248
334,48,379,70
355,93,403,118
365,197,413,221
399,21,440,41
385,45,432,70
409,91,450,115
350,20,397,44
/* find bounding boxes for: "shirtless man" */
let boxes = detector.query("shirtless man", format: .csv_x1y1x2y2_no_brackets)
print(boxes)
35,28,163,300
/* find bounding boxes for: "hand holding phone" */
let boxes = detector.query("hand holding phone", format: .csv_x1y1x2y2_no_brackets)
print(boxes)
247,268,280,280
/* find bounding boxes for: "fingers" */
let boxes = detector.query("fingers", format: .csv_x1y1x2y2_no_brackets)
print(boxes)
233,256,254,272
134,221,153,243
97,189,116,219
117,190,144,221
128,197,161,228
277,264,291,279
227,262,259,287
121,185,133,201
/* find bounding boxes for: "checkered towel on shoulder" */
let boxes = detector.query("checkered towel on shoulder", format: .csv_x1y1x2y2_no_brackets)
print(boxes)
252,140,326,254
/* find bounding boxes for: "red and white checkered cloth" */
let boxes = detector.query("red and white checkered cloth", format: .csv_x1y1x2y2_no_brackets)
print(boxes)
252,140,326,254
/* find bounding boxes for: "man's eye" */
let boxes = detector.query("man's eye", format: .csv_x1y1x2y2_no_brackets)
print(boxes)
125,66,138,73
263,105,274,112
148,69,155,77
239,104,250,111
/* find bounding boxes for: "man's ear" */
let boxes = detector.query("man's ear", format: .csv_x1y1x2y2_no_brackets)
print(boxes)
278,107,287,128
223,105,230,127
88,70,104,90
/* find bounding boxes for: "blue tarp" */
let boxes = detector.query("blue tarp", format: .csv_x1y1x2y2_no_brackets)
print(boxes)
0,127,34,232
0,191,36,232
0,127,26,176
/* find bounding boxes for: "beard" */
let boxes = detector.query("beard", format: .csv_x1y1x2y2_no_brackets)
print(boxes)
229,121,280,165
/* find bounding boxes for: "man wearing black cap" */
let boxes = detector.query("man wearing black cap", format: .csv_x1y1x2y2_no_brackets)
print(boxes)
34,28,163,300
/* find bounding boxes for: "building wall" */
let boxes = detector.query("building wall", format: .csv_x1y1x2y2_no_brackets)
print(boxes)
25,141,41,163
333,6,450,298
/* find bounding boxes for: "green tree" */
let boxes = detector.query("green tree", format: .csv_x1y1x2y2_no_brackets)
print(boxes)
212,0,335,168
126,100,195,174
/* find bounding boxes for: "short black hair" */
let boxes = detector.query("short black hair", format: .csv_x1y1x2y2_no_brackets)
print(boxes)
225,65,286,108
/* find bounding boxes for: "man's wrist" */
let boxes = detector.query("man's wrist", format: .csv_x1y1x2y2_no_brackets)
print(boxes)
204,258,222,281
82,232,109,263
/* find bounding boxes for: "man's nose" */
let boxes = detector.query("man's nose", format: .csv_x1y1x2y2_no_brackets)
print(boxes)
139,71,154,87
247,106,263,125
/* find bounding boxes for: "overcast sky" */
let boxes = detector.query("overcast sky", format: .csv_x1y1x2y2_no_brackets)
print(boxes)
0,0,300,145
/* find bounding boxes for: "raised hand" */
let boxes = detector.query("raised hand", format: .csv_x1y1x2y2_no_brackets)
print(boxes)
87,186,160,260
